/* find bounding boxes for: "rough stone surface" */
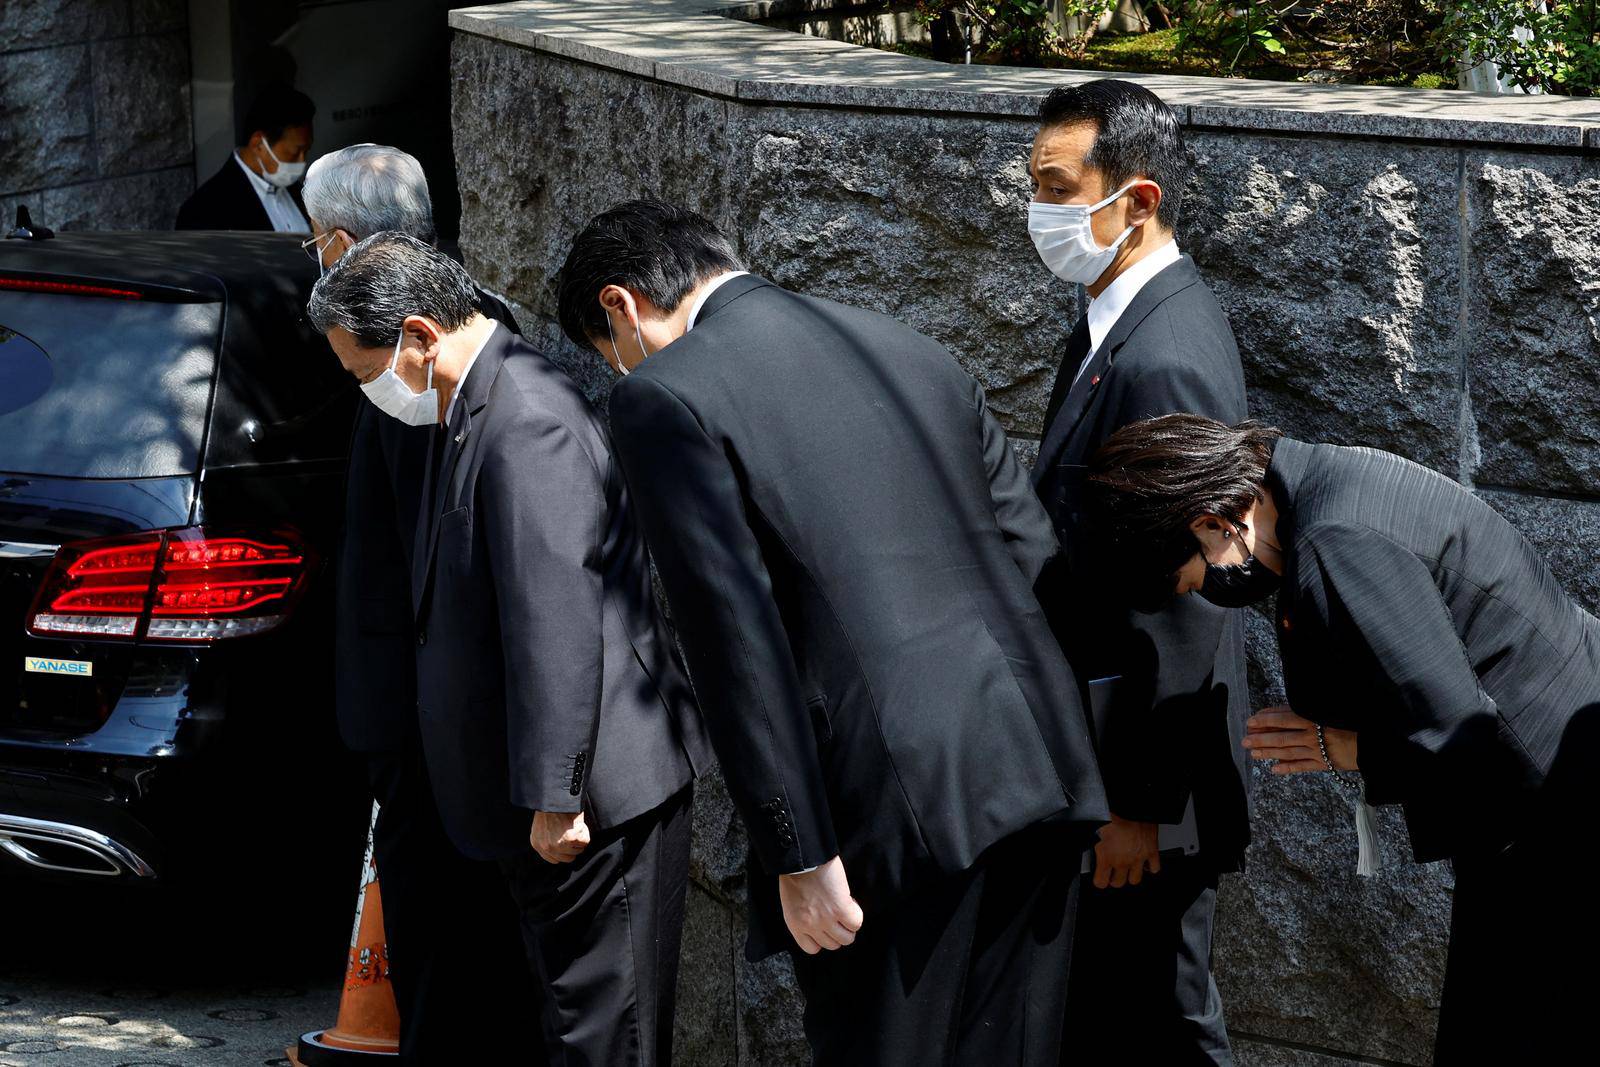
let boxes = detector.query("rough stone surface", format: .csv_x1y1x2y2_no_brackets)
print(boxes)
451,12,1600,1064
1233,1038,1375,1066
129,0,186,34
735,106,1068,431
0,45,95,192
1465,154,1600,496
675,883,738,1066
1,4,193,229
452,32,741,321
733,952,808,1066
0,166,193,231
0,0,127,51
92,32,191,175
1184,134,1465,477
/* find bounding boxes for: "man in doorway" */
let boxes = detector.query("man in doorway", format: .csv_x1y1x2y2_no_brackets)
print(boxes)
176,82,314,232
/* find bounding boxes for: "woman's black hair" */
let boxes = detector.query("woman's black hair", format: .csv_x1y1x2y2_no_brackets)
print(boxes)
1084,414,1282,610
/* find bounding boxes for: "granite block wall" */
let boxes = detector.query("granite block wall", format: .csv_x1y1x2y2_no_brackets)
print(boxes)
448,5,1599,1062
0,0,192,232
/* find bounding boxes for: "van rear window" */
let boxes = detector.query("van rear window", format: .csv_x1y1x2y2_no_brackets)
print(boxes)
0,293,220,478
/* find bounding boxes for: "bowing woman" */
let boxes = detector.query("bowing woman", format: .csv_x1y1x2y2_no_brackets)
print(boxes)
1081,412,1597,1062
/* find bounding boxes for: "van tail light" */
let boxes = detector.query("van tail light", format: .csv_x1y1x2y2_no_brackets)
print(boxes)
26,527,314,643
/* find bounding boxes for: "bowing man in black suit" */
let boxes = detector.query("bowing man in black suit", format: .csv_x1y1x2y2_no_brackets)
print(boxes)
310,232,712,1067
175,83,314,233
1026,79,1249,1063
556,200,1108,1065
1085,414,1600,1062
313,144,538,1065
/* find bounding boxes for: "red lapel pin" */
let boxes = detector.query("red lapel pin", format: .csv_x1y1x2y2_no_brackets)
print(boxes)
1091,374,1101,387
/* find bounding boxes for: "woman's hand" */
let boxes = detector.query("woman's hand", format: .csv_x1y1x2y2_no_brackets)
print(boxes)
1243,705,1358,774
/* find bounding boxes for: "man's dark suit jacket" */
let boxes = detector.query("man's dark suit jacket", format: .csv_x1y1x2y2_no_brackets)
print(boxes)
607,275,1109,956
333,290,520,755
175,156,304,231
1269,438,1599,863
408,325,710,861
1032,254,1252,868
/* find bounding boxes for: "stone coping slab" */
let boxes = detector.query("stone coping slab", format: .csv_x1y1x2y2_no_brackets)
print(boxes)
450,0,1600,150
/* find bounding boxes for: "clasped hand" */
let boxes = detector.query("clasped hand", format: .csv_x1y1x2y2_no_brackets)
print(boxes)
1243,705,1358,774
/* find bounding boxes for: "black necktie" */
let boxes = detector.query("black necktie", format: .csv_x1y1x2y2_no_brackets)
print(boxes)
1042,315,1091,434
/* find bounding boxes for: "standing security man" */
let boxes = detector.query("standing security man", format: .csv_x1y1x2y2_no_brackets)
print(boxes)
311,232,710,1067
558,200,1107,1065
176,83,315,233
308,145,535,1064
1026,80,1251,1063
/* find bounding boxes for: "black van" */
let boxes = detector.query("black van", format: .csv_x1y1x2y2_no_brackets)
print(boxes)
0,229,366,893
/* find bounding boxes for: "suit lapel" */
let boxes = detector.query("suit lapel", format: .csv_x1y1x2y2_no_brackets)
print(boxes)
1035,256,1204,475
223,159,274,230
411,325,512,616
1035,339,1117,480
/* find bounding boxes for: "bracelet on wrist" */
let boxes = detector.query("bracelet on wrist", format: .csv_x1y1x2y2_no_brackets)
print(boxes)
1315,723,1357,788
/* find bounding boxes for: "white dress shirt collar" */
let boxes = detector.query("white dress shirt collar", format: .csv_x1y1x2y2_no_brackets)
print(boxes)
232,151,309,234
686,271,751,331
1084,238,1183,366
445,322,499,428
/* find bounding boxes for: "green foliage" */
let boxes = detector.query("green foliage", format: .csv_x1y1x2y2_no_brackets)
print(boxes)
1437,0,1600,95
1174,1,1288,72
1058,0,1123,57
913,1,1063,63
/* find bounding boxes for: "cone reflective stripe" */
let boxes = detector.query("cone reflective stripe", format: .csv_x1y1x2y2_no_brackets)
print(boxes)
290,800,400,1064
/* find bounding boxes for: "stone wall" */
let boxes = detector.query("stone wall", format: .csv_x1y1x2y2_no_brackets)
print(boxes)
0,0,193,231
447,3,1600,1063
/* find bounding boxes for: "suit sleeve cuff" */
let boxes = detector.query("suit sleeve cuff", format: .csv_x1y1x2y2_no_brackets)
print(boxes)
748,794,838,877
512,750,592,814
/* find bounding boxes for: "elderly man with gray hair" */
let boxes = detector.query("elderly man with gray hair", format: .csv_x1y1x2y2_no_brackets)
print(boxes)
305,145,535,1065
303,143,433,264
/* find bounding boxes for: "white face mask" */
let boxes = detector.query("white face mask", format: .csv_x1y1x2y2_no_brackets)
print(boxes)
361,331,438,426
1027,180,1140,285
603,304,652,377
259,139,306,189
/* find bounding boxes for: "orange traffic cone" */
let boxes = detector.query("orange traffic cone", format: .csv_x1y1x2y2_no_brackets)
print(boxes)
290,801,401,1064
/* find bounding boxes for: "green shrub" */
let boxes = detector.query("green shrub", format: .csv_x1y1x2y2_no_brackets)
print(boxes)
1174,0,1287,71
1437,0,1600,95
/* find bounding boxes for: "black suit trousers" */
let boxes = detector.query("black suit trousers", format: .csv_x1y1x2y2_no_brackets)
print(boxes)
366,743,542,1066
1063,853,1231,1065
790,825,1086,1066
1435,718,1595,1064
496,785,694,1067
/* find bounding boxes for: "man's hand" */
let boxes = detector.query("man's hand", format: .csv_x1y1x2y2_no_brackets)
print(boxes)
1243,705,1358,774
530,810,590,865
1092,812,1160,889
778,855,864,955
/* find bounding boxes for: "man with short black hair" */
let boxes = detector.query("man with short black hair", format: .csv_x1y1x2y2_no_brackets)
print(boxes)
310,232,711,1067
309,146,534,1063
1025,78,1250,1063
558,199,1108,1064
177,83,315,232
